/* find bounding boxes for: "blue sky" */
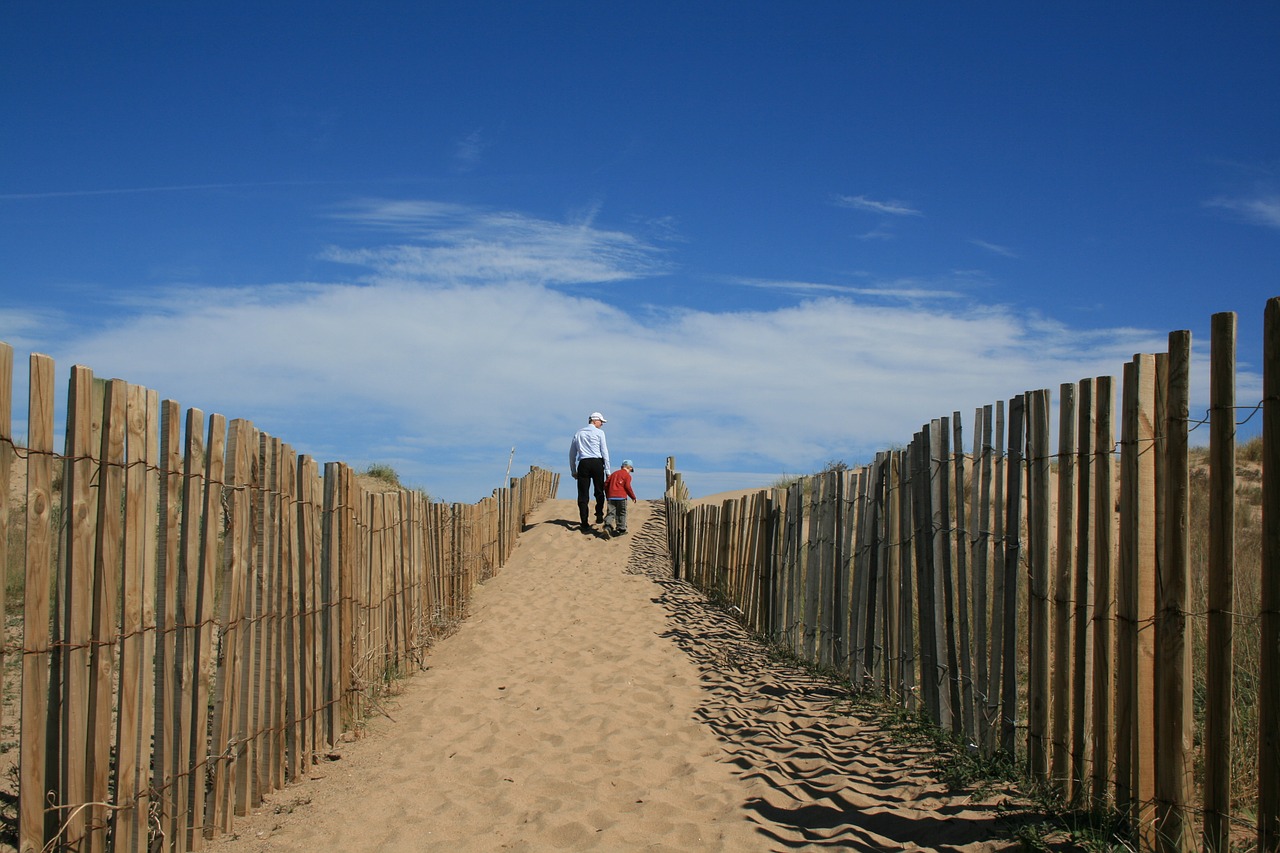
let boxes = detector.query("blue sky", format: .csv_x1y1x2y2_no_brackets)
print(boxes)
3,3,1278,502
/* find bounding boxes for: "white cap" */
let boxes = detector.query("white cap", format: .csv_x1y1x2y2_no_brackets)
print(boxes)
589,412,607,423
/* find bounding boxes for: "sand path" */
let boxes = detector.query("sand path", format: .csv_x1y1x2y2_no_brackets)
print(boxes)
212,499,1062,852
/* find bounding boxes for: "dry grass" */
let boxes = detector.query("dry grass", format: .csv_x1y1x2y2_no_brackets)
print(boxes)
1189,435,1264,831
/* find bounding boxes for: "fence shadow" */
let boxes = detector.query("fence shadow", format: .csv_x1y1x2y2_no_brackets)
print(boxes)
626,505,1077,850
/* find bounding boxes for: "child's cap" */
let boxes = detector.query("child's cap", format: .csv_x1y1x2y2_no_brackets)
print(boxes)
622,459,634,468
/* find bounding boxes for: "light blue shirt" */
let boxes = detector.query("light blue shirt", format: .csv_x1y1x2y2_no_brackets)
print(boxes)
569,424,610,476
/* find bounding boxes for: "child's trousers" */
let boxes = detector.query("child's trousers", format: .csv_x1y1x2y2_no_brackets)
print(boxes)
606,499,628,533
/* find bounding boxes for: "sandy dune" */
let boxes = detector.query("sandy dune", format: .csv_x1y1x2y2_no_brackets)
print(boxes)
211,499,1064,852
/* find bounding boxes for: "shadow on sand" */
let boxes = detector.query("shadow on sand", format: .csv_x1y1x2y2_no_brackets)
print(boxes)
620,503,1083,852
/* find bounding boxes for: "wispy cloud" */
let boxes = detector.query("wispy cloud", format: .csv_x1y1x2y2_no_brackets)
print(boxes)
18,197,1203,503
55,278,1162,488
324,198,667,285
726,276,963,300
835,194,923,217
1204,194,1280,230
629,213,685,243
857,223,897,241
970,239,1019,258
453,128,490,172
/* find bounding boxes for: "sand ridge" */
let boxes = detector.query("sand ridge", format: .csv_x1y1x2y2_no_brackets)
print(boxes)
212,499,1066,852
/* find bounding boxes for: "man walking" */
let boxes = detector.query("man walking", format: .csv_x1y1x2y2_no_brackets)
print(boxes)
569,412,610,533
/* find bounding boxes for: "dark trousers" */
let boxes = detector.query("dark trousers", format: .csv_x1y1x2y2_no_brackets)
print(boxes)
575,457,606,525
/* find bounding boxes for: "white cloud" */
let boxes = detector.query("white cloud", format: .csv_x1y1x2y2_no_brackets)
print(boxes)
454,128,490,172
1204,194,1280,230
47,280,1165,501
0,307,67,350
9,198,1215,503
835,194,923,217
970,239,1019,258
726,276,963,300
323,199,667,285
858,224,896,241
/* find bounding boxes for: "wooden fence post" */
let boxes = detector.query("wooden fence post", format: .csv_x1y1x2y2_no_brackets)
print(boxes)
952,415,975,743
1259,298,1280,851
234,423,263,817
883,454,901,701
154,398,182,841
208,419,253,834
848,468,866,683
1155,332,1193,852
0,345,8,746
1117,354,1158,839
1001,394,1025,757
111,382,158,851
85,379,125,853
932,418,959,736
859,461,883,688
803,476,823,662
988,401,1007,754
52,365,96,850
1117,359,1139,821
974,405,994,749
172,407,207,852
1052,383,1077,793
912,432,941,725
896,450,916,712
1092,374,1116,809
20,353,55,853
1027,388,1051,781
1203,313,1235,851
1073,379,1095,799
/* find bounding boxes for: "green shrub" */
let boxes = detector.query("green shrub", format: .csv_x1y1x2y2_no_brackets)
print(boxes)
363,463,401,488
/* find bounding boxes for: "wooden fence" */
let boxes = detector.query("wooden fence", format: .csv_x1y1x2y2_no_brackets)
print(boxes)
0,345,559,853
664,299,1280,852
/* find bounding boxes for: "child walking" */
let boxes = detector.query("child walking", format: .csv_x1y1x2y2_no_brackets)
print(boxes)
603,460,637,535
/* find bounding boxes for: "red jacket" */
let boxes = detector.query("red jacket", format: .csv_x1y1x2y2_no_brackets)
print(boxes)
605,468,636,500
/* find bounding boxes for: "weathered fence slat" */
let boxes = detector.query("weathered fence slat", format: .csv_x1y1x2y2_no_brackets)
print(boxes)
188,414,226,849
951,416,975,743
0,345,9,745
1091,374,1116,810
20,354,55,853
112,385,158,852
988,401,1007,754
974,405,993,749
1259,299,1280,851
172,407,207,853
1028,388,1052,781
1072,379,1095,800
86,379,126,853
1154,332,1193,852
932,418,959,736
52,366,95,849
1203,314,1235,851
911,432,940,724
1000,394,1025,757
154,398,181,846
1052,383,1077,791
